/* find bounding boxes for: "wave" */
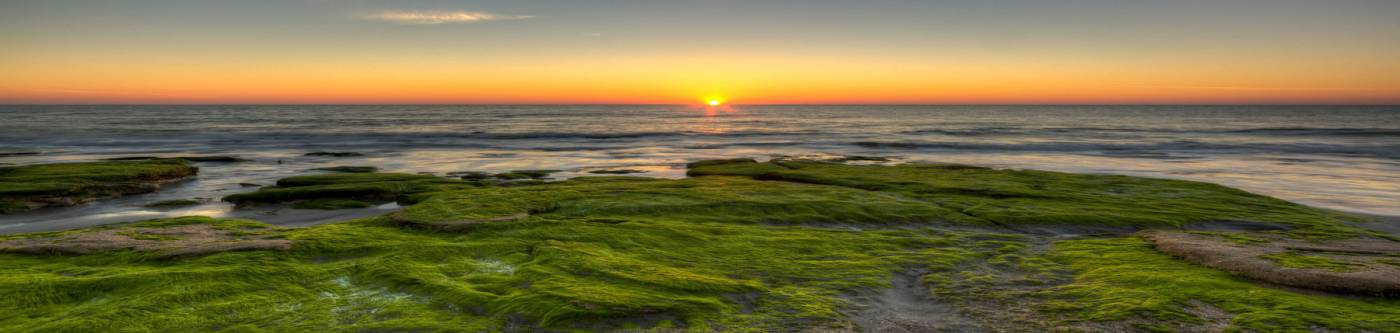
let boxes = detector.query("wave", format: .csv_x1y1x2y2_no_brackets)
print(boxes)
852,140,1400,159
1222,127,1400,137
900,127,1400,137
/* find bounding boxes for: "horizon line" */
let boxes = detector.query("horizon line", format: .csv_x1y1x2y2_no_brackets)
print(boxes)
2,103,1398,107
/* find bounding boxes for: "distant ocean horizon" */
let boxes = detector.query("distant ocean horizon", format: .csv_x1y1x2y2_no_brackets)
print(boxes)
2,104,1397,232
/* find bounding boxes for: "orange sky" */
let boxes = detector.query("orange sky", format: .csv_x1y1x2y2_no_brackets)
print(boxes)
2,1,1398,104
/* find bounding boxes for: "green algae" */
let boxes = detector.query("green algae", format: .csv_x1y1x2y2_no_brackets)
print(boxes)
493,170,560,180
391,176,967,230
222,173,463,206
687,159,1358,235
0,160,198,214
1,159,1396,331
0,215,1010,331
1041,237,1400,332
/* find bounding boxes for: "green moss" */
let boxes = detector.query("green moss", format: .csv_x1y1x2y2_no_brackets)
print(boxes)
391,176,971,230
291,198,372,210
0,160,198,214
0,214,1016,331
687,160,1356,235
1041,237,1400,332
223,173,463,206
3,160,1393,331
143,199,201,208
1260,252,1362,272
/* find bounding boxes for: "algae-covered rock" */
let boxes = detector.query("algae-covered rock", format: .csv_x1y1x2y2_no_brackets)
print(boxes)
493,169,560,180
448,171,493,180
0,216,288,259
685,159,1354,233
0,160,198,214
0,148,40,157
1,158,1395,332
223,172,459,206
1144,230,1400,295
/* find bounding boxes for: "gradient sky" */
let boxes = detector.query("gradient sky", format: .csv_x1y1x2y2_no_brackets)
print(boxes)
2,0,1398,104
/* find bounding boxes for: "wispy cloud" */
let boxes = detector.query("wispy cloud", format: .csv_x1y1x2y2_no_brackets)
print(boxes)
362,10,533,24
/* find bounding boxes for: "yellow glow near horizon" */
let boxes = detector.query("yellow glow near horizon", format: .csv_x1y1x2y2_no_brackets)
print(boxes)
707,99,721,106
2,2,1400,104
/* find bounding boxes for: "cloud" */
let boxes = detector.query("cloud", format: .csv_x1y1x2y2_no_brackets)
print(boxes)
362,10,533,24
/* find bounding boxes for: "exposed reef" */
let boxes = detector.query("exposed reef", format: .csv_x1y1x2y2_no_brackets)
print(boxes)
0,158,1395,332
0,160,198,214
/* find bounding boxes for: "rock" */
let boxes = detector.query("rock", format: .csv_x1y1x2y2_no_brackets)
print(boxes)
0,160,199,214
0,149,40,157
448,171,493,180
494,170,560,180
305,152,365,157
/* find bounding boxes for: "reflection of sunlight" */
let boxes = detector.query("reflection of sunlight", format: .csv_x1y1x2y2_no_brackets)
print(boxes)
101,204,235,221
78,210,163,221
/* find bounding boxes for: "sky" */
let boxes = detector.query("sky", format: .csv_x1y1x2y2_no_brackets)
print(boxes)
1,0,1398,104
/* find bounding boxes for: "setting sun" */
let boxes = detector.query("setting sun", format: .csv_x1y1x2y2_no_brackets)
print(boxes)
707,99,721,106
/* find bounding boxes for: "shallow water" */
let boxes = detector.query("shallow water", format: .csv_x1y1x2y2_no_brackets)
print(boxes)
1,105,1397,232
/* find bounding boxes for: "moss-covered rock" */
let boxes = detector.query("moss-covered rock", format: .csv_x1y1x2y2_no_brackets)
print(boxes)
493,169,560,180
0,160,198,214
0,148,39,157
2,159,1394,332
222,172,461,206
447,171,493,180
687,159,1356,234
0,216,287,259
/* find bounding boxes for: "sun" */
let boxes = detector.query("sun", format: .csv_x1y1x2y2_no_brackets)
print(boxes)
707,99,721,106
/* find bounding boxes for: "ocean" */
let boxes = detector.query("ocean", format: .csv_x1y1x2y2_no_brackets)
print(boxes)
1,105,1397,232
